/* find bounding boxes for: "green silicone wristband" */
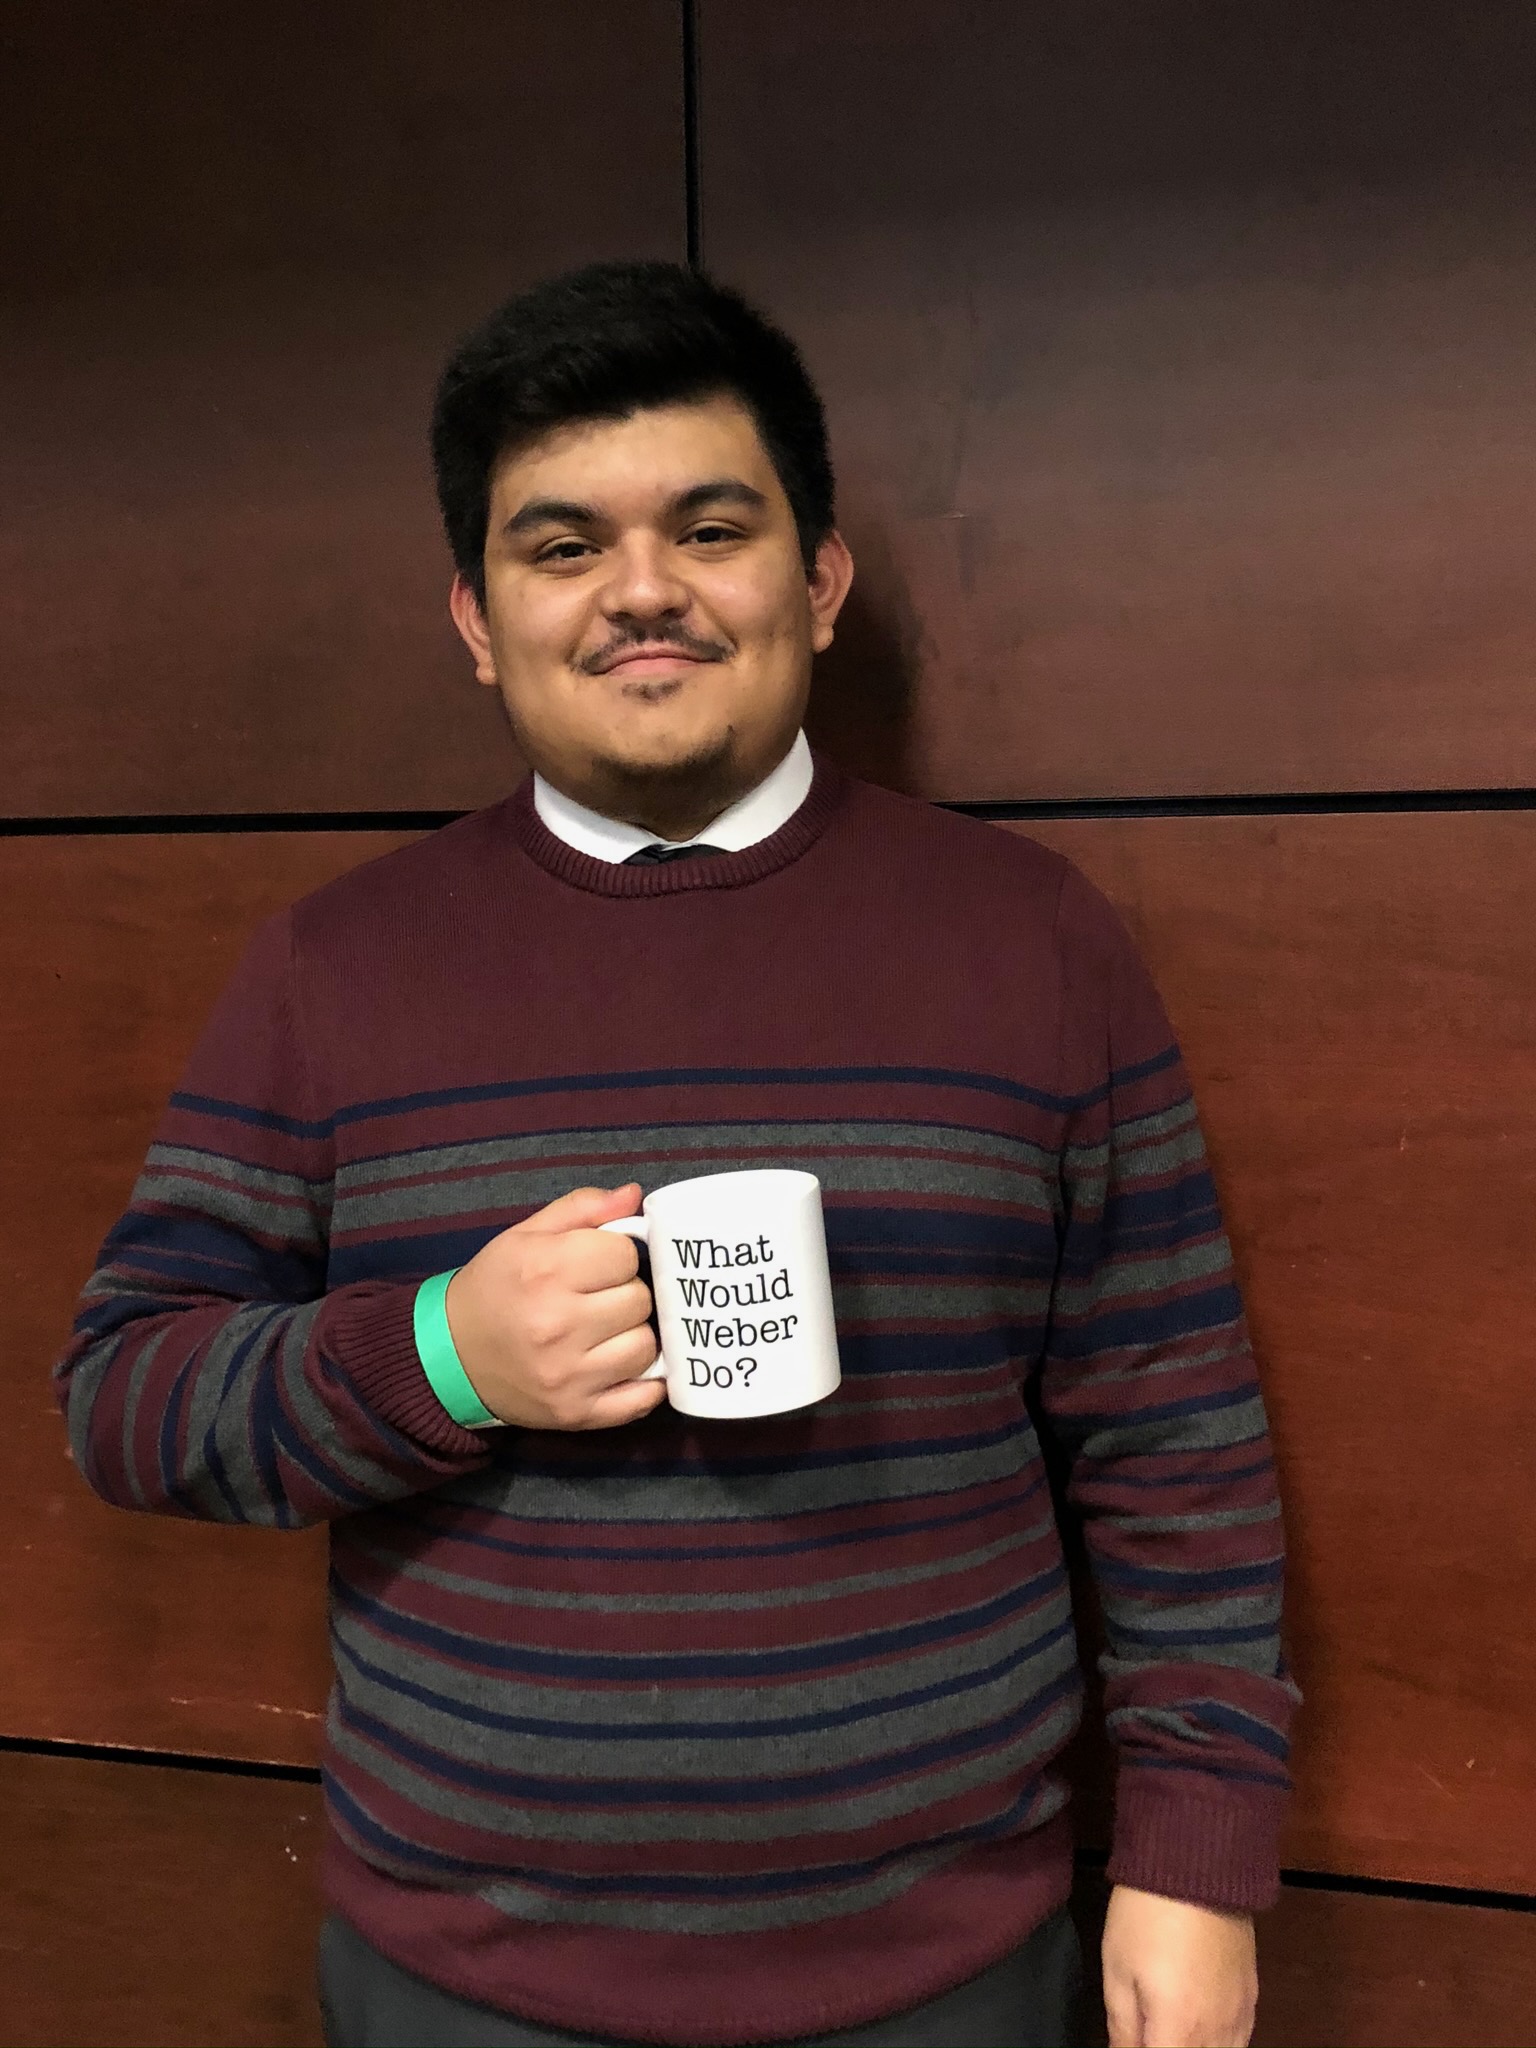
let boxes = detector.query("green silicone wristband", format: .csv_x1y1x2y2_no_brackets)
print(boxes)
413,1270,500,1429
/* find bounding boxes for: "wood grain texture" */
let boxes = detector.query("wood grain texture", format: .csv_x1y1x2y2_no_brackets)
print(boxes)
702,0,1536,797
1019,814,1536,1892
1,0,683,817
1072,1868,1536,2048
0,833,415,1761
1,1749,323,2048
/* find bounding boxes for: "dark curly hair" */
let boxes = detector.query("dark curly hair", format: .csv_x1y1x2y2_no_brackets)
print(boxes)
431,260,836,601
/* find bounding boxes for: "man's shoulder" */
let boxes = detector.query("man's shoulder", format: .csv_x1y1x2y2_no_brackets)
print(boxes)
838,773,1080,907
283,797,519,951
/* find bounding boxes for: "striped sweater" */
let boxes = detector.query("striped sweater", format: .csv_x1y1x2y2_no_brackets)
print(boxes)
57,760,1296,2044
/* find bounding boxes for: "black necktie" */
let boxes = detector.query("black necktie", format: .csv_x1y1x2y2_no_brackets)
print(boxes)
622,842,728,866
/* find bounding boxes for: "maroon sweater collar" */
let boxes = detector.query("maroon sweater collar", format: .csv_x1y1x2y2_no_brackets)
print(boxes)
505,752,849,896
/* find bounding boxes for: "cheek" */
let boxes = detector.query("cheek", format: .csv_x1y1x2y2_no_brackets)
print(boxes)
705,563,812,653
485,581,589,675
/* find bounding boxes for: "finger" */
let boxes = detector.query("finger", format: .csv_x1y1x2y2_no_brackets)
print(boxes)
1103,1984,1144,2048
559,1227,644,1291
516,1184,642,1237
574,1278,655,1346
579,1323,661,1386
580,1374,669,1430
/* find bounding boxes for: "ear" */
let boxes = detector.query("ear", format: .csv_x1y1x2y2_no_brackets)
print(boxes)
448,573,499,687
807,531,855,654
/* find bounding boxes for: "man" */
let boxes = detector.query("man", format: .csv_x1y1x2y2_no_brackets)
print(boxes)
58,261,1296,2048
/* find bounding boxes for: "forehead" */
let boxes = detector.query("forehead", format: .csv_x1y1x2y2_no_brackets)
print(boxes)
489,396,784,517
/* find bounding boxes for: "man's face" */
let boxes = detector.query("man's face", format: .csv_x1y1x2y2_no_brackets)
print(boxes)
449,395,852,832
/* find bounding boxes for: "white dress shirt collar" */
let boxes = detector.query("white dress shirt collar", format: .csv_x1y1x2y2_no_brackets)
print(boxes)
532,731,814,864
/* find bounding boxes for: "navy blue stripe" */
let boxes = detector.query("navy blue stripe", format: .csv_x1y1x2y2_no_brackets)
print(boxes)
172,1050,1183,1141
1048,1284,1245,1358
335,1661,1080,1808
332,1608,1077,1748
1094,1555,1281,1595
325,1769,1053,1896
1111,1617,1279,1649
1068,1377,1260,1434
1132,1752,1289,1790
1184,1700,1291,1761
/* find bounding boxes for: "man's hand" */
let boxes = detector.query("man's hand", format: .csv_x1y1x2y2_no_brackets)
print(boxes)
1102,1886,1257,2048
443,1184,665,1430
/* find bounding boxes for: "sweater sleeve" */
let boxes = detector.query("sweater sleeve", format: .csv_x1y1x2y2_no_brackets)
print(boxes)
1038,865,1299,1912
54,908,491,1529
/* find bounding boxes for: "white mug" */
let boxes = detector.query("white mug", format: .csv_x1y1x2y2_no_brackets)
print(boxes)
601,1168,841,1419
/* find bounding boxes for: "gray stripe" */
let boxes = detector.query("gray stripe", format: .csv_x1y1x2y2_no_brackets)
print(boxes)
1061,1099,1197,1163
345,1515,1057,1617
1080,1337,1242,1390
134,1170,326,1252
324,1779,995,1934
430,1428,1037,1525
831,1280,1052,1321
1053,1234,1234,1311
146,1143,333,1199
1081,1391,1270,1459
329,1591,1078,1778
476,1782,1069,1933
115,1323,172,1511
336,1118,1060,1196
1102,1590,1283,1643
1115,1500,1282,1535
339,1147,1056,1232
326,1693,1080,1850
176,1302,294,1520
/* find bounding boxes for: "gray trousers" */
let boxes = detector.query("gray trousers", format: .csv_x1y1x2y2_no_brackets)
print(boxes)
319,1908,1083,2048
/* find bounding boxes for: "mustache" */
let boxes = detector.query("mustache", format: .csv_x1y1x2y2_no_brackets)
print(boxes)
577,627,732,676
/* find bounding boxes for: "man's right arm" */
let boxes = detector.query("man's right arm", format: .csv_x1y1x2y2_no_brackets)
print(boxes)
55,910,661,1531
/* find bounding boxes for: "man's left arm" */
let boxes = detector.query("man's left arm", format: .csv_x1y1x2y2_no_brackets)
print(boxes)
1040,866,1301,2048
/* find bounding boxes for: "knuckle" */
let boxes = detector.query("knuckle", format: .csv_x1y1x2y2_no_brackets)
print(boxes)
523,1306,569,1351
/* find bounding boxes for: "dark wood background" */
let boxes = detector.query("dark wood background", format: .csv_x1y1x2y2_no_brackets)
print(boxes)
4,3,1533,2041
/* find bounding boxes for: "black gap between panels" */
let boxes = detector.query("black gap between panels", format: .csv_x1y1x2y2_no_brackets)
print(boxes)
3,789,1536,837
681,0,702,271
0,1731,320,1783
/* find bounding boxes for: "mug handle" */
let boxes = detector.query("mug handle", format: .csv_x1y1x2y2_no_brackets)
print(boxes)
599,1215,668,1381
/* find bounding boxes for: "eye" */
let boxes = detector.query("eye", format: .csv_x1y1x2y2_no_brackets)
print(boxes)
685,522,742,547
535,538,597,565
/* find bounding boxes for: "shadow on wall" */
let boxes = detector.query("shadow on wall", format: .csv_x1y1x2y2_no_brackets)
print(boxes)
805,516,924,793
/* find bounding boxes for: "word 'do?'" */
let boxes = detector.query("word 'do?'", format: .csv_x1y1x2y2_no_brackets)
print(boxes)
688,1356,758,1390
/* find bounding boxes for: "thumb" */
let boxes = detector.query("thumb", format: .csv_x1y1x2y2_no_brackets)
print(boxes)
516,1183,642,1236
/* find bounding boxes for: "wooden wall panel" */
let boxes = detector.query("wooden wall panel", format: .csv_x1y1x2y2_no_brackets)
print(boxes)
0,1,683,818
1017,814,1536,1892
0,833,415,1760
701,1,1536,798
2,1750,323,2048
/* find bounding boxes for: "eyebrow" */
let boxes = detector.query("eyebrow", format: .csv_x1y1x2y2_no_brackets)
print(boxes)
501,477,769,538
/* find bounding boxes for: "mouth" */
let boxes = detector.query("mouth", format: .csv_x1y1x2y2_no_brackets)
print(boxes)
599,650,710,678
583,638,730,678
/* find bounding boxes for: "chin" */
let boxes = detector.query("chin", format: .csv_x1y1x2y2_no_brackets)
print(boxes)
595,718,737,780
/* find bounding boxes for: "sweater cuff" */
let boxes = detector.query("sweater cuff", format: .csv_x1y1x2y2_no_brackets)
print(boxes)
1107,1771,1286,1914
323,1284,491,1458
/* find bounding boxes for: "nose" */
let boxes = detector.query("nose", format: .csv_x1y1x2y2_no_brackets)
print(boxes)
599,532,692,626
